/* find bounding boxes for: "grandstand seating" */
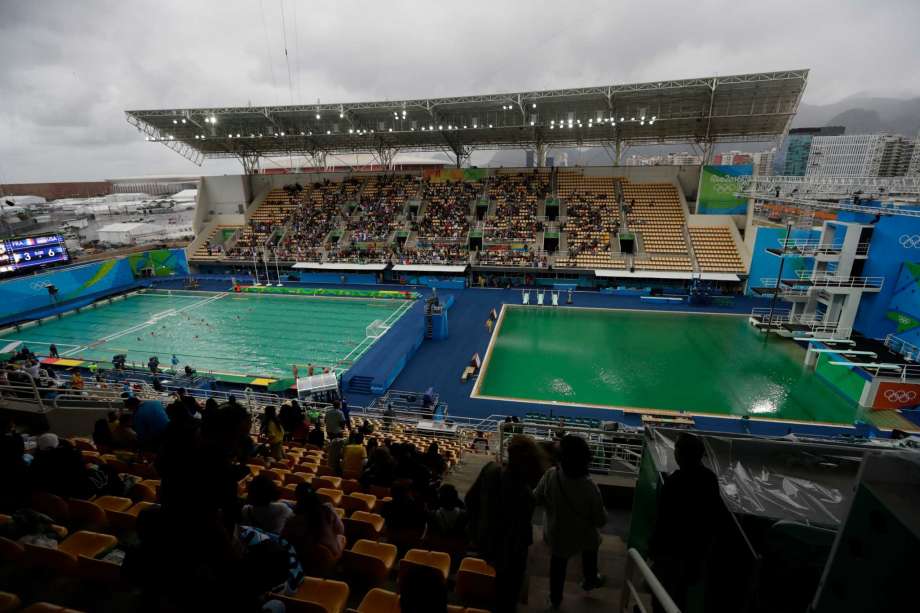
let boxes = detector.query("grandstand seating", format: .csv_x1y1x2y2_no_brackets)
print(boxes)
192,169,751,277
482,171,548,243
418,180,478,240
555,170,622,269
622,180,688,254
232,188,303,258
634,254,693,272
191,224,241,259
689,226,746,272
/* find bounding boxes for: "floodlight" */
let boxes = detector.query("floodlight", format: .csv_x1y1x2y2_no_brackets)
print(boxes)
532,103,536,108
172,119,177,124
316,113,321,119
340,112,344,118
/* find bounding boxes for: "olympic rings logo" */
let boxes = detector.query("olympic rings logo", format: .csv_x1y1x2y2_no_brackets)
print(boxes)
883,389,917,403
898,234,920,248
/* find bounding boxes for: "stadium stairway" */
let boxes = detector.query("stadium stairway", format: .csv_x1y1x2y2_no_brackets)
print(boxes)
347,375,374,395
445,454,629,612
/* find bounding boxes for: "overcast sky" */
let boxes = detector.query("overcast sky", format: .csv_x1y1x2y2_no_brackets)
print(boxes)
1,0,917,183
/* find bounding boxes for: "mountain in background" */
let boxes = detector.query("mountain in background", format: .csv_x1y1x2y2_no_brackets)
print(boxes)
793,95,920,136
485,95,920,167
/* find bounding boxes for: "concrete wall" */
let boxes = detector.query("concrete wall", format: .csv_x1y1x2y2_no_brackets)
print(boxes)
196,175,248,233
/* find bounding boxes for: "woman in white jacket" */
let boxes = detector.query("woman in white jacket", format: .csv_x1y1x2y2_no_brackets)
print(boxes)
534,434,607,610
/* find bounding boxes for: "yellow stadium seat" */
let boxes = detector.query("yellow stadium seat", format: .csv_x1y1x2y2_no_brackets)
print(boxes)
343,539,398,585
455,557,497,607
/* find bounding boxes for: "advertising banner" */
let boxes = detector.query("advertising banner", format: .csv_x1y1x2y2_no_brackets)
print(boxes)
697,165,752,214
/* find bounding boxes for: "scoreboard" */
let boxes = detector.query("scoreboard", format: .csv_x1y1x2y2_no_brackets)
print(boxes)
0,234,70,278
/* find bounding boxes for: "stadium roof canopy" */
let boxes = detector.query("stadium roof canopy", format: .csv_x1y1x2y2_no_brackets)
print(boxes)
126,69,808,171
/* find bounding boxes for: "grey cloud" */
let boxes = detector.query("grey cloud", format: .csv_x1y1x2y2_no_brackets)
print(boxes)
0,0,918,182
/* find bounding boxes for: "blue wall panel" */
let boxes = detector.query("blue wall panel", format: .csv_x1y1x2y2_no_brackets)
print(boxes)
855,215,920,339
0,248,188,326
745,226,820,296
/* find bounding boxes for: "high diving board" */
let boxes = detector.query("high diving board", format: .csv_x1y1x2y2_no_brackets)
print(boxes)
828,361,904,370
808,349,877,357
794,337,856,345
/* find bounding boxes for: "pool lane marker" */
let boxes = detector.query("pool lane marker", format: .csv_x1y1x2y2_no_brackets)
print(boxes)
62,292,229,357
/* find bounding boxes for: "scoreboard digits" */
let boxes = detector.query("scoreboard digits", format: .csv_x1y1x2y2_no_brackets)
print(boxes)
0,234,70,277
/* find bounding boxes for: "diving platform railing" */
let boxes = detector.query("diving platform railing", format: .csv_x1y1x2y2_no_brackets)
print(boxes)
784,271,884,289
884,334,920,362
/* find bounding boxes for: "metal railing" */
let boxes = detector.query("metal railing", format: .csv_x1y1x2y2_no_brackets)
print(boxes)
497,420,644,477
758,279,810,295
0,372,46,412
620,548,681,613
777,238,870,257
792,270,884,289
884,334,920,361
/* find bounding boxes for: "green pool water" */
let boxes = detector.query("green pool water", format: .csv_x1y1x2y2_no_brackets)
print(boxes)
0,290,412,377
475,305,860,424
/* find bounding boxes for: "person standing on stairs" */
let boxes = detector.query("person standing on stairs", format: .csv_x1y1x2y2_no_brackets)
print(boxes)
534,434,608,611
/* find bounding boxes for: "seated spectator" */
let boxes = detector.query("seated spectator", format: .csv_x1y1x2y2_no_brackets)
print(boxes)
342,432,367,477
307,421,325,448
93,417,116,451
112,412,138,449
428,484,466,539
381,483,427,534
282,483,346,560
423,442,447,480
0,430,29,512
360,446,397,488
358,418,374,436
30,434,92,499
471,430,489,452
241,474,294,535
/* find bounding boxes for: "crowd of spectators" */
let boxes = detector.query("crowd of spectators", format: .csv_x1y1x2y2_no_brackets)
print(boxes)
398,243,469,265
484,171,549,242
347,174,417,241
418,180,479,239
477,246,547,268
275,181,351,261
